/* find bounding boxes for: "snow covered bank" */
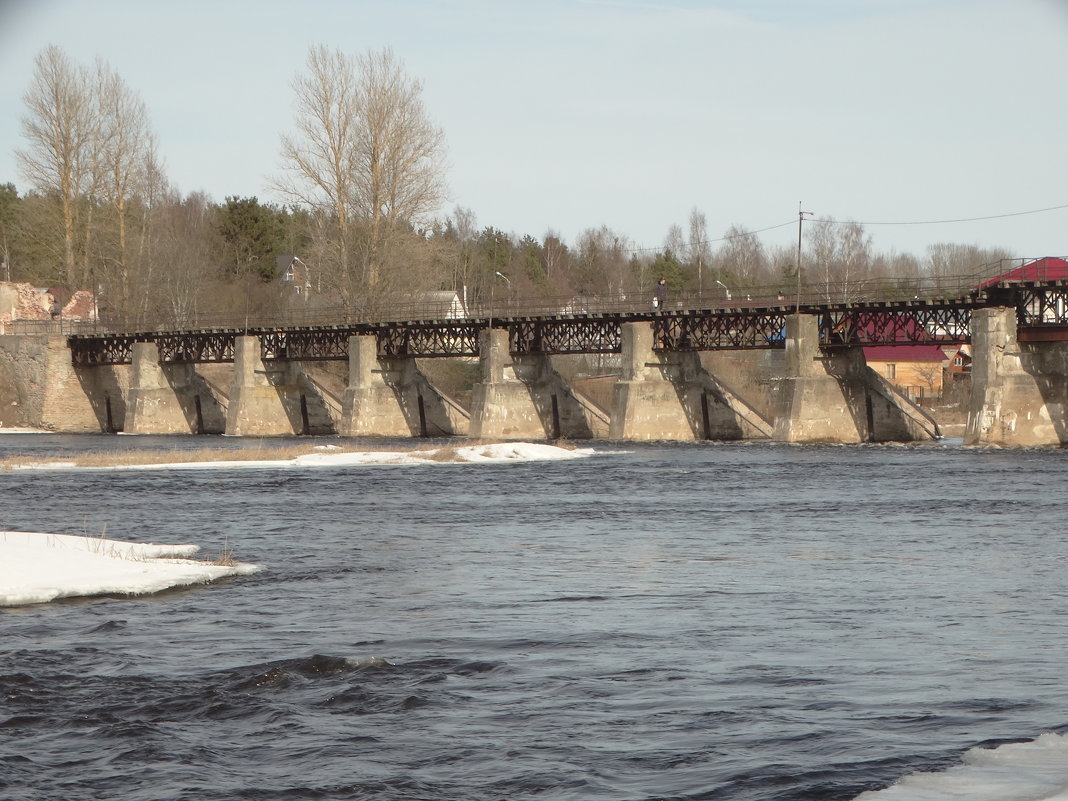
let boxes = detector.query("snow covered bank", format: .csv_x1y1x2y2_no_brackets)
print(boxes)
854,732,1068,800
12,441,597,471
0,531,260,607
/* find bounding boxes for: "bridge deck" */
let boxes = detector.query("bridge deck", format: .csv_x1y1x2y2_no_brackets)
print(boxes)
65,281,1068,367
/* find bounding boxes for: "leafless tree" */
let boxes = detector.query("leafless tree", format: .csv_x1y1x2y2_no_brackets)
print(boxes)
718,224,767,288
94,62,160,309
16,45,97,286
688,207,711,296
277,45,447,303
573,226,632,297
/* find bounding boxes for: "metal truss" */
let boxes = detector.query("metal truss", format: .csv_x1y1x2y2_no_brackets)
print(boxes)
656,310,789,350
377,321,481,358
510,316,623,354
819,302,975,347
1015,285,1068,326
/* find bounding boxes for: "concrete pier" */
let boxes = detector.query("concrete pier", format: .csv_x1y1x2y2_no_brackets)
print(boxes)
609,322,770,441
339,335,469,437
125,342,226,434
966,307,1068,446
772,314,938,443
225,336,307,436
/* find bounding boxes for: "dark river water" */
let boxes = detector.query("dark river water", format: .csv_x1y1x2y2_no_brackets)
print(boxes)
1,435,1067,801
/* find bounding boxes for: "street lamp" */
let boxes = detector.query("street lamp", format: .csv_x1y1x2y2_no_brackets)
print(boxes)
715,279,731,301
796,204,813,313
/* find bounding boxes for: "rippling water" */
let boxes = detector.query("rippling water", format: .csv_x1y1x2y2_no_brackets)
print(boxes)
2,435,1067,801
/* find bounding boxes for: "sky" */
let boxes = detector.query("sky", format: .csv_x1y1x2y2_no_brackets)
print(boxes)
1,0,1066,263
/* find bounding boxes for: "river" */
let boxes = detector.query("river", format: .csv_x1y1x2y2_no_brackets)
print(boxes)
1,435,1066,800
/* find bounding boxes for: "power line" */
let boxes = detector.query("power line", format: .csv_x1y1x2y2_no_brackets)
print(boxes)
613,201,1068,257
816,202,1068,227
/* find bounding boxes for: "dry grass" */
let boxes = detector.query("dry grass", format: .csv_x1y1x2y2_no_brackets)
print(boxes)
0,439,550,471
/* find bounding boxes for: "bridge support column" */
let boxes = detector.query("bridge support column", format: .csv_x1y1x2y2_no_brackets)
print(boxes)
772,314,939,443
225,335,305,436
608,322,695,441
469,329,553,440
125,342,225,434
339,335,468,437
966,307,1068,446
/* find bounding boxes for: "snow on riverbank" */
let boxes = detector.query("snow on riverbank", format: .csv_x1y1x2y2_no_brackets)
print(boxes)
0,531,260,607
13,442,597,471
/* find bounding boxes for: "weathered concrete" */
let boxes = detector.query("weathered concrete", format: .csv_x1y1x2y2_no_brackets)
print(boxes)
966,307,1068,446
339,335,469,437
0,334,126,431
125,342,226,434
772,314,939,443
225,336,334,436
609,322,771,441
469,329,600,440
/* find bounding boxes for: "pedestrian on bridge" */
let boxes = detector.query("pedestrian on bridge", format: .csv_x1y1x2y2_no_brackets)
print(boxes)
654,277,667,310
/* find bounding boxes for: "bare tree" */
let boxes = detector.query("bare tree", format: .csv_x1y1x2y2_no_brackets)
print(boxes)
807,217,839,302
95,62,159,309
16,45,97,286
277,45,447,303
718,224,767,289
837,220,872,301
688,207,711,296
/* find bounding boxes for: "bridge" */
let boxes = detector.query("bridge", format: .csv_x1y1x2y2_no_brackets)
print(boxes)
4,271,1067,446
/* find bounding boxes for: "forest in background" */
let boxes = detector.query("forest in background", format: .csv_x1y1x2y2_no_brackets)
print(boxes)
0,44,1015,330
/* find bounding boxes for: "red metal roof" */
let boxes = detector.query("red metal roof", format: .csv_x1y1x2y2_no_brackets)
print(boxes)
863,344,947,362
979,257,1068,287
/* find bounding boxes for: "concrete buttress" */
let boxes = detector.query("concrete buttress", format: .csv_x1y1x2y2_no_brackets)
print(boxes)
608,321,770,441
225,335,307,436
966,306,1068,446
772,314,939,443
339,335,469,437
125,342,225,434
469,328,596,440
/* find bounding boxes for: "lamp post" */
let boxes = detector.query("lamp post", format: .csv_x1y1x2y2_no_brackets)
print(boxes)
795,204,813,313
495,271,511,313
715,279,731,303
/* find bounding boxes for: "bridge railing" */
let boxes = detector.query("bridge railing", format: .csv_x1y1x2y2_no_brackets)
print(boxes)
75,262,1063,336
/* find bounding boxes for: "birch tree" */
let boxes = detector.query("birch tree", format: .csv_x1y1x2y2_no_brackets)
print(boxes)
277,46,446,303
16,45,97,286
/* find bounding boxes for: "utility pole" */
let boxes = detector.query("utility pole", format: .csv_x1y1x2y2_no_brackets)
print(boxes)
795,203,813,313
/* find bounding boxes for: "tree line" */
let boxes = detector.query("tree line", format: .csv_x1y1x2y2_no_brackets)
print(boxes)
1,44,1014,328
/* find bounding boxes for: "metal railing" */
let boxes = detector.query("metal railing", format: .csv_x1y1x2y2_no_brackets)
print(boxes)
15,259,1066,337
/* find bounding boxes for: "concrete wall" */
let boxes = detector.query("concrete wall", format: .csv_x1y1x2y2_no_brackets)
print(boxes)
0,334,127,431
339,335,469,438
966,306,1068,446
609,322,771,441
772,314,939,444
469,328,601,440
125,342,228,435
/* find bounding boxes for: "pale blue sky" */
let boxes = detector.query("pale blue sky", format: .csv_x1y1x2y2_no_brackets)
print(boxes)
1,0,1066,261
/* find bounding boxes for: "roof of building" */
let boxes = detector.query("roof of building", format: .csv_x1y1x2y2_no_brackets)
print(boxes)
979,256,1068,287
864,344,947,362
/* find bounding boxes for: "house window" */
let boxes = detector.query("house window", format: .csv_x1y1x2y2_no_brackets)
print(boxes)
954,356,963,366
886,364,896,379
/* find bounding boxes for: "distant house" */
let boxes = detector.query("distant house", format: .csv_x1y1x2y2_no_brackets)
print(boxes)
277,255,311,297
416,291,466,319
864,343,947,400
944,344,972,379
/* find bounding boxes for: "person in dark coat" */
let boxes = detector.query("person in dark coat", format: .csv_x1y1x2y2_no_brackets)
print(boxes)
654,277,668,310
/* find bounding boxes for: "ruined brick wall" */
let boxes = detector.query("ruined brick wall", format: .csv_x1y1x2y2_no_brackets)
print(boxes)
0,283,98,335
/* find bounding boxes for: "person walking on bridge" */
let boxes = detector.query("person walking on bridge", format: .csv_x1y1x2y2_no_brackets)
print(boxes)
654,277,668,310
